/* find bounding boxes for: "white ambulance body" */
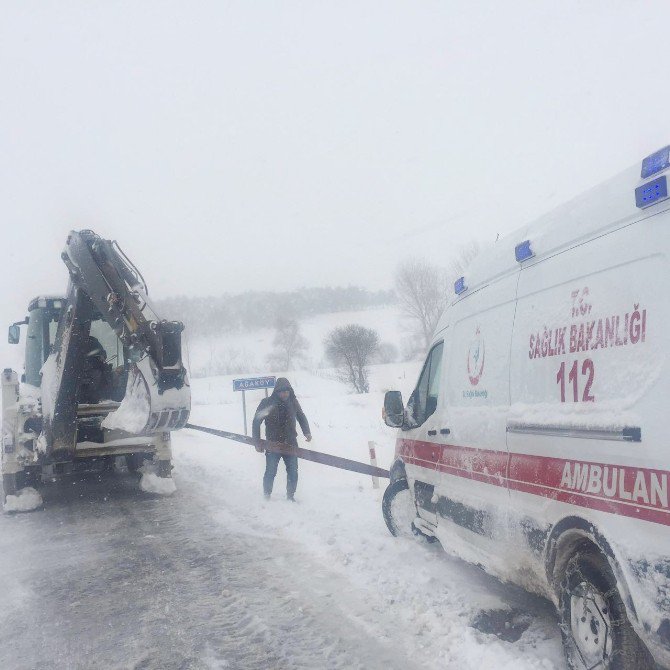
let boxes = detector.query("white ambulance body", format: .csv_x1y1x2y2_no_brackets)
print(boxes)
384,147,670,669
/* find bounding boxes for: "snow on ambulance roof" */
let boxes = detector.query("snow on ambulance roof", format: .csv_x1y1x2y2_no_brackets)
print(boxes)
448,147,670,307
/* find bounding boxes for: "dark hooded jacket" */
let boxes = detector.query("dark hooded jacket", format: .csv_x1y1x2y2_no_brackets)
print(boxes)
252,378,310,445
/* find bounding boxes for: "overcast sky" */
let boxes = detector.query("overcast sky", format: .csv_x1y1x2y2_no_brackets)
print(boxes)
2,0,670,328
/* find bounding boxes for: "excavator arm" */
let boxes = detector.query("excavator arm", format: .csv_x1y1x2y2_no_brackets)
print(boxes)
41,230,191,457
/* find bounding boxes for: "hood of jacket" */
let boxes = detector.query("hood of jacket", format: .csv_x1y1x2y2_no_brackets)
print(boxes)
272,377,295,399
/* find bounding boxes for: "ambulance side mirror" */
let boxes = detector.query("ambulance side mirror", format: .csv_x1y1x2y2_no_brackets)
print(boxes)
383,391,405,428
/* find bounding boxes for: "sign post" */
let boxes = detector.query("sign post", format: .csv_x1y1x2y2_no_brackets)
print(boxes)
232,376,276,435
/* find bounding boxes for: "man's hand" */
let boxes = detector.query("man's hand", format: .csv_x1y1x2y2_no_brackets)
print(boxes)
255,445,265,453
305,434,312,442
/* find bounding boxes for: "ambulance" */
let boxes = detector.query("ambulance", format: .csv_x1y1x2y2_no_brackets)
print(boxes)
383,147,670,669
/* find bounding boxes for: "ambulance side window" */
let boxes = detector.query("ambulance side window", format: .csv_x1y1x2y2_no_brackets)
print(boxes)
408,342,444,427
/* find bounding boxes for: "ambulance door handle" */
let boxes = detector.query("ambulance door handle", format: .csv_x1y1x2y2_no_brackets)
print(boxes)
440,428,451,435
427,430,437,436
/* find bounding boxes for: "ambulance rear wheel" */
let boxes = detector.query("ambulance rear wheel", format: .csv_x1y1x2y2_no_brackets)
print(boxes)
558,549,654,670
382,478,415,537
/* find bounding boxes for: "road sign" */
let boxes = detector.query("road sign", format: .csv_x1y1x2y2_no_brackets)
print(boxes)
232,376,276,435
233,376,276,392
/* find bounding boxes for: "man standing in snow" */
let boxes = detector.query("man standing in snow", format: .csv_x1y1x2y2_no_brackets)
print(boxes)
252,377,312,501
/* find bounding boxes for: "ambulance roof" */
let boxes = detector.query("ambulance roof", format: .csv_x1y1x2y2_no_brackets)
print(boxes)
445,149,670,313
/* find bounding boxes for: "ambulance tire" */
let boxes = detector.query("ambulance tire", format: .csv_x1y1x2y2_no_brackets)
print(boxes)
382,478,414,538
558,549,655,670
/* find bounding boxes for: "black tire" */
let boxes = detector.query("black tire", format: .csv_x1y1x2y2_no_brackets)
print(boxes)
2,472,17,502
382,478,415,537
2,470,41,507
558,549,655,670
17,468,39,489
157,459,172,478
125,453,148,473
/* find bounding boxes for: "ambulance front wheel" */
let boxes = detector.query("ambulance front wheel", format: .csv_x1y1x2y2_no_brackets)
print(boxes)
382,478,415,538
558,549,654,670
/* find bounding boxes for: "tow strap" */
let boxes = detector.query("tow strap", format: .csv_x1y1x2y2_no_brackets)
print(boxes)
185,423,390,479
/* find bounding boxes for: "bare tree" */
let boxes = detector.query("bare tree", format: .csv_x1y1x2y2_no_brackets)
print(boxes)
324,324,379,393
374,341,399,365
395,244,481,352
394,258,449,351
266,317,309,371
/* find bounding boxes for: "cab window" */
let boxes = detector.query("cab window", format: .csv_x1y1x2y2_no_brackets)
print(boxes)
89,319,125,367
408,342,444,427
24,306,61,387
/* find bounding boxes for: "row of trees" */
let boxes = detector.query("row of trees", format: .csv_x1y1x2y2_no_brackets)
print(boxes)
156,286,395,339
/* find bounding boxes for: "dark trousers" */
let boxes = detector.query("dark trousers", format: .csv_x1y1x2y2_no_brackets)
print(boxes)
264,453,298,497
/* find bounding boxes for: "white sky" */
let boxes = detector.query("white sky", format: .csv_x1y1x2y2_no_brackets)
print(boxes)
2,0,670,331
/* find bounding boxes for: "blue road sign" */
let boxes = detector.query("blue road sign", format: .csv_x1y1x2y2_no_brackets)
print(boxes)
233,376,276,392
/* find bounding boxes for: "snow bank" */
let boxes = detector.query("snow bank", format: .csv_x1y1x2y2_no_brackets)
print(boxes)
139,464,176,495
4,487,42,512
139,473,177,495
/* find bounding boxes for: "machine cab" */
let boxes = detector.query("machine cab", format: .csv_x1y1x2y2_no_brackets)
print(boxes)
9,297,64,387
9,296,127,402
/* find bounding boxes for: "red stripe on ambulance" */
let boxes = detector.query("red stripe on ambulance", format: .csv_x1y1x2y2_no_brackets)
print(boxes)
397,438,670,527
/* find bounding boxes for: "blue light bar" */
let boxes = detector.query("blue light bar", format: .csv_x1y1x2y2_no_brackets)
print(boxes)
515,240,534,262
454,277,467,295
635,175,668,209
641,146,670,179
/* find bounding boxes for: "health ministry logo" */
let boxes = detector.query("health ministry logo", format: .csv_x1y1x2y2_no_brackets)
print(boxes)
467,326,485,386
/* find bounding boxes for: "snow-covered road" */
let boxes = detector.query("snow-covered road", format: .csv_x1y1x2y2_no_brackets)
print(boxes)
0,471,430,669
0,370,567,669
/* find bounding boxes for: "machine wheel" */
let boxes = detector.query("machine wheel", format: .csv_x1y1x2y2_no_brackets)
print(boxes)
2,472,18,502
382,478,415,537
17,467,40,489
558,548,654,669
2,470,41,508
125,453,148,473
156,459,172,478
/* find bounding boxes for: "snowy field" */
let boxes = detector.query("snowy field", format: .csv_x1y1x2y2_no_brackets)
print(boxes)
184,305,408,376
0,363,565,670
